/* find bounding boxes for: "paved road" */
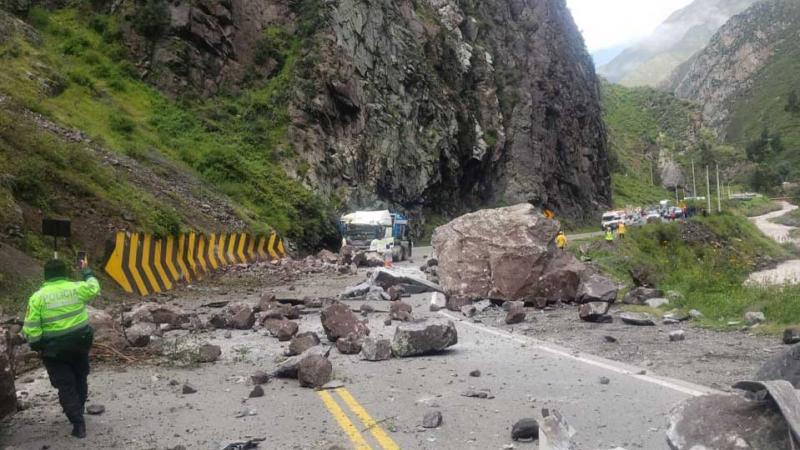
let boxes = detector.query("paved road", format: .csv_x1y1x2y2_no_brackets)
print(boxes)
2,251,714,450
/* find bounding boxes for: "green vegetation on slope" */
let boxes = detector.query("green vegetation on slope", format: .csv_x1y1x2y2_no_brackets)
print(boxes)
0,7,335,247
584,213,800,329
602,82,694,207
726,36,800,193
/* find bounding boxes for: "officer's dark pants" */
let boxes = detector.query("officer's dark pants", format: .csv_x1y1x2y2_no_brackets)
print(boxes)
43,350,90,424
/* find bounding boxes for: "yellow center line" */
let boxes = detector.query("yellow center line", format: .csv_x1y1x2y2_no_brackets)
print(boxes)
317,390,373,450
335,388,400,450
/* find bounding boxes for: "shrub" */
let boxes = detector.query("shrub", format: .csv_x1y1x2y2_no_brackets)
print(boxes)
26,6,50,30
130,0,170,39
109,115,135,135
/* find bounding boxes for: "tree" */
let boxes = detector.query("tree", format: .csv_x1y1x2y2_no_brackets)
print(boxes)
787,90,800,114
746,127,771,162
750,166,779,194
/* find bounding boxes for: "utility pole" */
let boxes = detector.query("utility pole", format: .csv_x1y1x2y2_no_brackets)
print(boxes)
675,186,679,203
716,164,722,212
706,166,712,213
650,161,654,186
692,160,697,198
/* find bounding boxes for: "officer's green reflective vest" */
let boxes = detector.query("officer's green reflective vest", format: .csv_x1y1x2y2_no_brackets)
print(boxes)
23,276,100,345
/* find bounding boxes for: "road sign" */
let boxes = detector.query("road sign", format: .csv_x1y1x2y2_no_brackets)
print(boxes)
42,219,71,238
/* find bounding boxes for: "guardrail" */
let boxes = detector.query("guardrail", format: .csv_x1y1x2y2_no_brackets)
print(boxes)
104,231,286,296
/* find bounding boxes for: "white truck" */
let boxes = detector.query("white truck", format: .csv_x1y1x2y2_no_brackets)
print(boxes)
339,210,413,261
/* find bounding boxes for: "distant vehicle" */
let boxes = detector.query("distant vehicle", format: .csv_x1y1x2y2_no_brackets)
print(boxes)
601,211,625,230
644,211,663,224
339,210,413,261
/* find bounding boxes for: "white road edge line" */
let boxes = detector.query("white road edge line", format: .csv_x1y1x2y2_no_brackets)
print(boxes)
438,310,720,398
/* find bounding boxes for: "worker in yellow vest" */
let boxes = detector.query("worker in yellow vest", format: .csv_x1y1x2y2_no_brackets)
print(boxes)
617,221,626,240
556,231,568,251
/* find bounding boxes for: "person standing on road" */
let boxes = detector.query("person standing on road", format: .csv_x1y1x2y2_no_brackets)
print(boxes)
617,221,626,240
22,258,100,439
556,231,568,251
604,227,614,243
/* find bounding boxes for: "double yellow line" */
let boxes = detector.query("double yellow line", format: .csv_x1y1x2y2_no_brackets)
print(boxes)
318,388,400,450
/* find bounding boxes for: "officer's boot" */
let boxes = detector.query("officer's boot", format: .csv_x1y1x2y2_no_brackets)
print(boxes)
71,421,86,439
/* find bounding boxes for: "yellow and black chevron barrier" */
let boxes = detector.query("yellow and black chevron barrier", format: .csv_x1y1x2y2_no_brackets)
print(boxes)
104,231,286,296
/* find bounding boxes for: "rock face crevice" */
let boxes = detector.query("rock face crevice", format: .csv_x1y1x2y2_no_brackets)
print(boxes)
106,0,611,223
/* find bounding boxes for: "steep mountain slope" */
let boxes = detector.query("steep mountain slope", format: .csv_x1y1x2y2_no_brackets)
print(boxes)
598,0,759,87
0,0,611,302
666,0,800,186
602,81,746,206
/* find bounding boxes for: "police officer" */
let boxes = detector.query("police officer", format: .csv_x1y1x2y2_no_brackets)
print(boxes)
23,258,100,438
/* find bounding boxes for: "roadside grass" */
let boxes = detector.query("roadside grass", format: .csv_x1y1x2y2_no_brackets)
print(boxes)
771,207,800,226
0,8,336,248
584,213,800,331
732,196,783,217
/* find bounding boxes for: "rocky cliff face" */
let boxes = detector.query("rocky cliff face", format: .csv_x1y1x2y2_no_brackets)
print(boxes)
665,0,800,138
117,0,610,223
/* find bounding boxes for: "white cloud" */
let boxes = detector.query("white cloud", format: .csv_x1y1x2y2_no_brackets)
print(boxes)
566,0,694,52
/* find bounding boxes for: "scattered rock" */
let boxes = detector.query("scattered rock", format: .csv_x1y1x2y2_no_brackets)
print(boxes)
662,309,690,322
621,287,663,305
783,327,800,345
422,410,443,428
603,335,617,343
383,318,392,326
336,332,363,355
387,285,405,301
361,338,392,361
371,268,442,294
390,301,413,321
511,418,539,441
505,302,526,325
446,295,472,312
669,330,686,342
689,309,703,319
576,274,618,304
629,267,656,288
666,393,791,449
248,385,264,398
288,332,321,356
599,377,610,385
620,312,655,326
321,302,370,342
125,322,157,348
744,311,766,325
86,404,105,415
644,298,669,309
578,302,610,322
391,320,458,357
359,304,375,316
430,292,447,312
197,344,222,363
461,390,490,399
274,320,299,342
251,370,269,385
182,382,197,394
469,370,481,377
128,303,187,327
461,304,477,318
211,303,256,330
298,354,333,388
755,343,800,387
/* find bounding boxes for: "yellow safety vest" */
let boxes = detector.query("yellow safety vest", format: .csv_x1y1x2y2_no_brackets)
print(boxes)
23,276,100,346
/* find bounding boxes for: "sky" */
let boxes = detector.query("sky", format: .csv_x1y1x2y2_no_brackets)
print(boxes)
565,0,695,53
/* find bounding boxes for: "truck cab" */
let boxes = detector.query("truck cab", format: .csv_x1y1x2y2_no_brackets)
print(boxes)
340,210,413,261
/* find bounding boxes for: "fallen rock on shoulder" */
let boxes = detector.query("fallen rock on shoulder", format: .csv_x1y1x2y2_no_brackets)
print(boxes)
298,354,333,388
620,312,655,326
511,418,538,441
321,302,370,342
392,320,457,357
361,337,392,361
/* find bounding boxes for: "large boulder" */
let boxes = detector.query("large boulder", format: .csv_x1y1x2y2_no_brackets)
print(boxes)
392,320,458,357
87,306,126,349
432,204,577,302
0,327,16,420
128,303,187,327
432,204,555,299
578,302,611,322
666,393,791,449
529,255,586,305
755,343,800,387
576,274,617,304
321,303,369,342
288,332,320,356
125,322,159,348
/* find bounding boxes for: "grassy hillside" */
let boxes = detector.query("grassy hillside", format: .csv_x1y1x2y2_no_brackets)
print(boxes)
602,82,696,207
0,7,336,249
585,213,800,329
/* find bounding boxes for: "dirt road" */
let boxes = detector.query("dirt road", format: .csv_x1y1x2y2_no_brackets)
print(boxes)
0,250,781,449
748,201,800,284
